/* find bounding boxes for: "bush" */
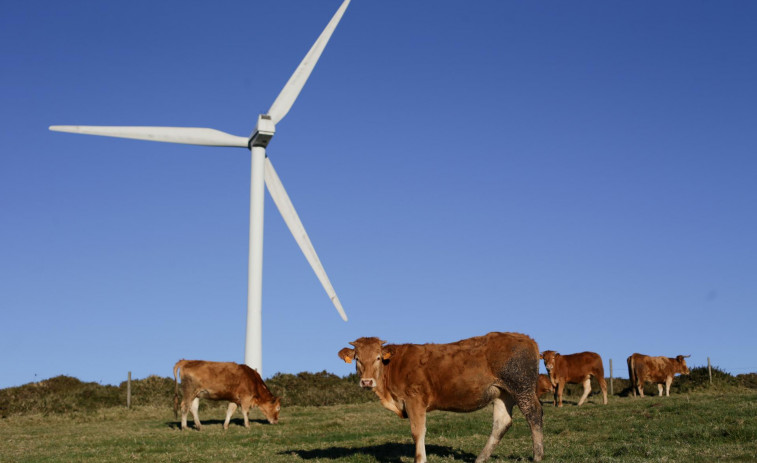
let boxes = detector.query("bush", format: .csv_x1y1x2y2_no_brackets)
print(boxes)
736,373,757,389
119,375,175,407
675,366,738,392
0,376,121,417
266,371,374,407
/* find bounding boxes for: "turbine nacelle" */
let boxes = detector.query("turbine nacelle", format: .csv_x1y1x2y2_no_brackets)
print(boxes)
250,114,276,148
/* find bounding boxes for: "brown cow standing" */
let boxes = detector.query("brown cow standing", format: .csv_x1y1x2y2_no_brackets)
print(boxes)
627,353,690,397
338,332,544,463
536,374,555,399
540,350,608,407
173,359,281,430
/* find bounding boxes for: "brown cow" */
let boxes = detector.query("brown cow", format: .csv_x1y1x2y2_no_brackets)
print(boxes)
173,359,280,430
627,353,690,397
540,350,608,407
338,332,544,463
536,374,555,398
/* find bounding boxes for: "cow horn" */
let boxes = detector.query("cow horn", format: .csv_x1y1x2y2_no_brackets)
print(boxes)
684,354,691,358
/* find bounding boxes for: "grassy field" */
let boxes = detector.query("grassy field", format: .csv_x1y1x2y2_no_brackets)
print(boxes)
1,390,755,462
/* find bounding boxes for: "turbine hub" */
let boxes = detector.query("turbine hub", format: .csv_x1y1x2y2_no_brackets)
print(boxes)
250,114,276,148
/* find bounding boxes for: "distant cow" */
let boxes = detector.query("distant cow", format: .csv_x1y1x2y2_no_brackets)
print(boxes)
536,374,555,398
173,359,280,430
627,353,690,397
338,332,544,463
540,350,608,407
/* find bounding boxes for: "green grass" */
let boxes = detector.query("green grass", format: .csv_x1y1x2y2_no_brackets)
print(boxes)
1,391,755,462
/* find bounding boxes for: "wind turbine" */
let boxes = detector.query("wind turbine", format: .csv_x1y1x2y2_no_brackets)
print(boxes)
49,0,351,376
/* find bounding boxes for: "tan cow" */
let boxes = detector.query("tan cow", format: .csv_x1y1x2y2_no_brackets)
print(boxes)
627,353,690,397
338,332,544,463
536,374,555,398
173,359,281,430
540,350,607,407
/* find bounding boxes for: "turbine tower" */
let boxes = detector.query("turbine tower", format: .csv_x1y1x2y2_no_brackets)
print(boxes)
49,0,352,376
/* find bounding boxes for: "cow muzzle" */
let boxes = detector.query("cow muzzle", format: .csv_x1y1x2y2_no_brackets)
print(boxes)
360,378,376,389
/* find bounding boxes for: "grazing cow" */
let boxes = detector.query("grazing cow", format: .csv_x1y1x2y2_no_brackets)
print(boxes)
536,374,555,398
627,353,690,397
540,350,608,407
338,332,544,463
173,359,280,430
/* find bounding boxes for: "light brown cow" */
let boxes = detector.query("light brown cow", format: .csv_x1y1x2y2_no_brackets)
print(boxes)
540,350,607,407
536,374,555,398
627,353,690,397
173,359,280,430
338,332,544,463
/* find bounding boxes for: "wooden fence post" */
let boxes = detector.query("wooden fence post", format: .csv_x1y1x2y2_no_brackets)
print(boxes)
708,358,712,386
609,358,614,396
127,371,132,408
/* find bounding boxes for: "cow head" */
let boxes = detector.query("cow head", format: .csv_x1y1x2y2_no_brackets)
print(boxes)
338,337,391,390
258,397,281,424
540,350,559,372
675,355,691,375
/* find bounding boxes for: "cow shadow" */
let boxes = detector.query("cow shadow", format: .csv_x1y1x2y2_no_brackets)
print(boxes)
282,443,477,462
166,418,269,430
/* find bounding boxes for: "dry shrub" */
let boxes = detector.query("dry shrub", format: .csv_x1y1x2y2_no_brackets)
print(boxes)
266,371,374,407
0,376,121,417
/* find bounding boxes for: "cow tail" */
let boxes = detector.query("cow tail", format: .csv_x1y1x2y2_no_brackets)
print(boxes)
173,360,184,419
627,356,636,397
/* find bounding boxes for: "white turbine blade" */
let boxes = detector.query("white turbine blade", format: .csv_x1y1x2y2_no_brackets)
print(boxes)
267,0,351,125
49,126,249,147
264,157,348,321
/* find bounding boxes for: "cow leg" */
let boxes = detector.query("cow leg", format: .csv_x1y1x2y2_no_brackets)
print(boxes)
242,405,251,428
224,402,237,430
577,378,591,406
240,399,251,428
556,381,565,407
665,377,673,397
180,398,189,430
190,397,202,430
638,381,645,397
405,401,428,463
657,383,664,397
515,391,544,462
476,396,514,463
597,375,608,404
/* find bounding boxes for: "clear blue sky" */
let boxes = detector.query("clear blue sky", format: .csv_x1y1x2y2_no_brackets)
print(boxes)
2,1,756,389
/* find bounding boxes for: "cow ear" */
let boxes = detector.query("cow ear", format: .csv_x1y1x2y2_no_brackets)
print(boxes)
338,347,355,364
382,351,392,360
539,352,544,359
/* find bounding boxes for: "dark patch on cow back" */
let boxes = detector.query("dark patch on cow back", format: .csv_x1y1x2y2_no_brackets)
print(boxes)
498,343,540,396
